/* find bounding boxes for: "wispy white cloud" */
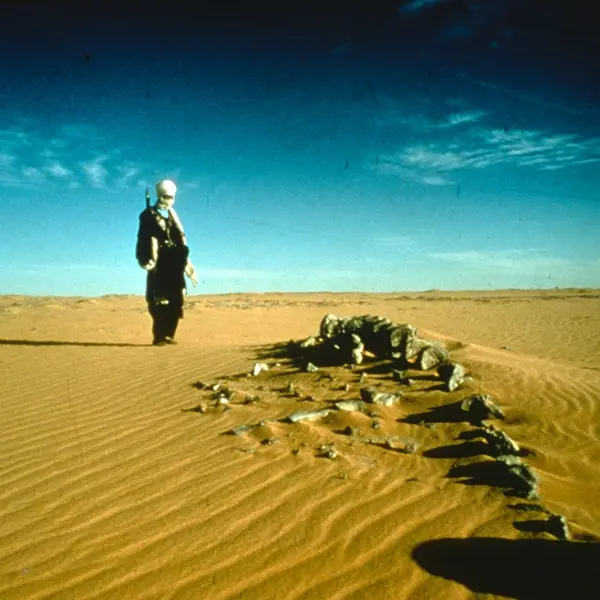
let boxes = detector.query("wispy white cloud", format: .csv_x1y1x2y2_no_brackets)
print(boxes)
0,152,15,168
374,122,600,185
21,166,46,184
457,71,593,116
429,249,599,276
373,160,454,186
45,161,72,178
446,111,487,127
116,164,139,188
0,121,143,191
374,97,487,132
81,155,110,188
0,128,33,150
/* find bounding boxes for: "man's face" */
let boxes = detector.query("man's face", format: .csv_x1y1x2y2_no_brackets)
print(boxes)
158,194,175,209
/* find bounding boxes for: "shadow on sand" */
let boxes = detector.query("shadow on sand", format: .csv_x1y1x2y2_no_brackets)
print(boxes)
0,338,145,348
399,401,469,425
446,459,529,493
412,537,600,599
422,440,490,459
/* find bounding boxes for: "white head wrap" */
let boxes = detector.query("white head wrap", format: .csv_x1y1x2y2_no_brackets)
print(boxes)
155,179,177,210
156,179,177,198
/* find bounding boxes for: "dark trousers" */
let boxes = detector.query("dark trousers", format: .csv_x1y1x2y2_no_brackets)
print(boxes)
149,303,180,342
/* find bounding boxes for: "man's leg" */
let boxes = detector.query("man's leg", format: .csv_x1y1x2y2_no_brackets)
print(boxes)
150,304,170,345
164,304,180,343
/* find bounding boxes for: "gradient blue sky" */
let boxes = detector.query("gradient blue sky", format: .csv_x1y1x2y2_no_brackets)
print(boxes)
1,0,599,295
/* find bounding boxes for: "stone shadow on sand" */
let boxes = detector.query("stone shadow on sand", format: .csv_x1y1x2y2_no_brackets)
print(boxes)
399,401,467,425
253,342,314,368
412,537,600,599
422,441,490,459
253,341,352,369
0,338,144,347
446,460,529,494
513,519,557,535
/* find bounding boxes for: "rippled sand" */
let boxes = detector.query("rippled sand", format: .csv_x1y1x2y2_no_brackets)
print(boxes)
1,290,599,599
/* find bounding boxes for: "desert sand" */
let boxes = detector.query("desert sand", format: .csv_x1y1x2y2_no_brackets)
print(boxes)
1,289,599,600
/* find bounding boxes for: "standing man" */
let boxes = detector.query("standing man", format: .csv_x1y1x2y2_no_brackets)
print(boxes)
136,179,198,346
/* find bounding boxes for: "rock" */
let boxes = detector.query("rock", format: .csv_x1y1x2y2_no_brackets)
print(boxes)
335,400,367,412
384,437,419,453
384,323,418,358
461,394,505,424
251,362,269,376
214,386,235,402
360,386,402,406
496,455,540,499
306,362,319,373
416,343,450,371
392,369,406,382
350,333,365,365
343,425,360,436
481,424,519,456
300,336,318,348
288,409,332,423
437,362,465,391
261,437,280,445
546,514,570,540
319,314,340,339
405,336,431,361
318,443,338,459
229,424,257,436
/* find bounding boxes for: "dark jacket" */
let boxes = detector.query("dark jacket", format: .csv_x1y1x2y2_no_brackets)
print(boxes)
136,207,190,310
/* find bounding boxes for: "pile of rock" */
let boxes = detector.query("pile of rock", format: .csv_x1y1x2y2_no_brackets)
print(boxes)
293,313,468,393
318,313,449,368
192,312,569,540
460,393,505,425
454,393,540,500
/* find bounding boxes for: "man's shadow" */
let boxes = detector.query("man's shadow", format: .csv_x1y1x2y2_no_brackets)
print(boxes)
0,338,144,348
412,537,600,599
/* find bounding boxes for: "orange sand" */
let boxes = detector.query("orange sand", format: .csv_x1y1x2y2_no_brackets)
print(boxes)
1,290,599,599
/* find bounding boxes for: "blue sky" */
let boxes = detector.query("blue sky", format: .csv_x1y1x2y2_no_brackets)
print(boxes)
1,0,599,295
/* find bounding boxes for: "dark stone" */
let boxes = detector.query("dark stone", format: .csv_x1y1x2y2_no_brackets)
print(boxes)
496,455,540,499
392,369,406,381
360,386,401,406
460,394,505,425
417,343,450,370
546,515,570,540
438,362,466,391
483,425,519,456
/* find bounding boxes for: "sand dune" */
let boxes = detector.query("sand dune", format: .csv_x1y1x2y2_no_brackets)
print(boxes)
1,290,599,599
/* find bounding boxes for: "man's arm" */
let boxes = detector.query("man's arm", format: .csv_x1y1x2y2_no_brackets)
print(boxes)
135,210,158,270
185,260,198,286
